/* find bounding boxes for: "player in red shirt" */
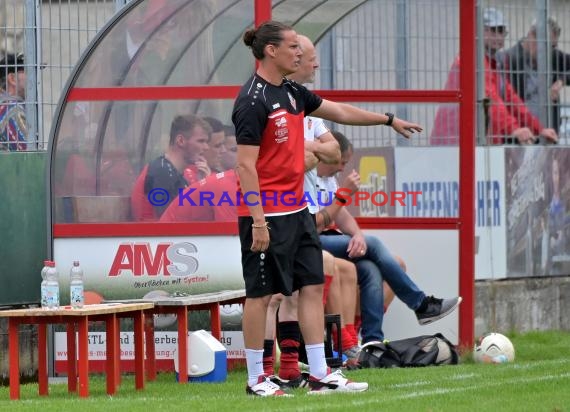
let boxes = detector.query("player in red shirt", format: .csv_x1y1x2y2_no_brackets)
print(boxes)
233,21,421,397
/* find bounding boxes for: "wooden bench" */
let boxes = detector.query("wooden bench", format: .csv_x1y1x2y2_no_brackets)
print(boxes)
106,289,246,382
0,303,153,399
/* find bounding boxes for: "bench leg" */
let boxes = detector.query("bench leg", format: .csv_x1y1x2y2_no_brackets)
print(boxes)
144,311,156,381
77,317,90,397
66,322,77,393
133,310,145,390
8,319,20,400
115,320,121,386
106,314,117,395
38,323,48,396
210,303,221,340
176,308,188,383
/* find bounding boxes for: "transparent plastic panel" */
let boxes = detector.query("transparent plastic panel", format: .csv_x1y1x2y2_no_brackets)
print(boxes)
74,0,255,88
320,103,460,219
52,98,237,223
307,0,460,91
319,102,461,147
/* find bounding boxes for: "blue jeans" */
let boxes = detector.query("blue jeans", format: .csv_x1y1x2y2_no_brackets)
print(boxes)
319,234,426,343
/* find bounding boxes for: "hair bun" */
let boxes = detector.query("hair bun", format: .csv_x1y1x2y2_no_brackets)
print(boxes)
243,28,256,47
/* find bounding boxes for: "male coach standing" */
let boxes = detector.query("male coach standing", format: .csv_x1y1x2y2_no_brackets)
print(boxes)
232,20,421,396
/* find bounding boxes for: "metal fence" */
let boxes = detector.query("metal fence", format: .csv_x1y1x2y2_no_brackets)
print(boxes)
1,0,129,150
478,0,570,145
2,0,570,150
314,0,570,147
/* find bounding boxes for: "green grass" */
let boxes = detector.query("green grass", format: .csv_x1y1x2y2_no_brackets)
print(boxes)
1,331,570,411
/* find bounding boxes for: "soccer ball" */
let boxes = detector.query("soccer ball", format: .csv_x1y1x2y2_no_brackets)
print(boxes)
473,332,515,363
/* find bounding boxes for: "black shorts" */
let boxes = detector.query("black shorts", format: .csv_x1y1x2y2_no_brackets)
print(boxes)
238,208,324,298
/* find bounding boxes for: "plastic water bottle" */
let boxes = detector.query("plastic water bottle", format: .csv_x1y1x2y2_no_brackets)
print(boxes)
69,261,84,309
40,260,51,308
45,262,60,310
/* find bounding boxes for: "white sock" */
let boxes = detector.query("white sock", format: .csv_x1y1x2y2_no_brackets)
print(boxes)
245,348,265,387
305,343,328,379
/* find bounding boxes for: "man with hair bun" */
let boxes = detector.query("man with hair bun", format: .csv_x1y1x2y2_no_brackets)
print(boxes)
233,20,421,396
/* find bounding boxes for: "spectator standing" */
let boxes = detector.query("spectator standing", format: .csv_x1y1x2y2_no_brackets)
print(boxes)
430,8,557,145
499,17,570,133
0,53,27,151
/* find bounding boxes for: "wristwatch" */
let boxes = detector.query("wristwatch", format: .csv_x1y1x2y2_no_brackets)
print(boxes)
334,193,347,205
384,112,394,126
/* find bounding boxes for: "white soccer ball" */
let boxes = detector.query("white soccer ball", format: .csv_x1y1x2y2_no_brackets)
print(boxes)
473,332,515,363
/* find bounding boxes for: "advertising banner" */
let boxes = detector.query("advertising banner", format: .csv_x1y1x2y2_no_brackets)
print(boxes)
505,147,570,277
340,147,507,279
474,148,507,279
394,147,506,279
394,147,459,218
53,236,244,303
341,147,397,217
367,229,460,343
54,330,245,374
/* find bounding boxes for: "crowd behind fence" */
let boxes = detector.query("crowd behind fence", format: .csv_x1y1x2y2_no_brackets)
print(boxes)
1,0,126,151
1,0,570,151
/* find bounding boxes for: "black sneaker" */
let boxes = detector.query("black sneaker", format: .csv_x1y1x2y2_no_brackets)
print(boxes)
270,373,310,390
415,296,462,325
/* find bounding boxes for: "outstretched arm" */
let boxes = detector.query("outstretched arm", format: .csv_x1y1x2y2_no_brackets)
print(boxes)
311,100,423,139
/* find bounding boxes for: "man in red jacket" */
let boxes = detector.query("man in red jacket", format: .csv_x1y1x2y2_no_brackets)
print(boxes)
430,8,557,145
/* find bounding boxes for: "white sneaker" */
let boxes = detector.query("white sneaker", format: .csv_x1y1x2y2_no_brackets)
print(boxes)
246,375,292,397
307,369,368,394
